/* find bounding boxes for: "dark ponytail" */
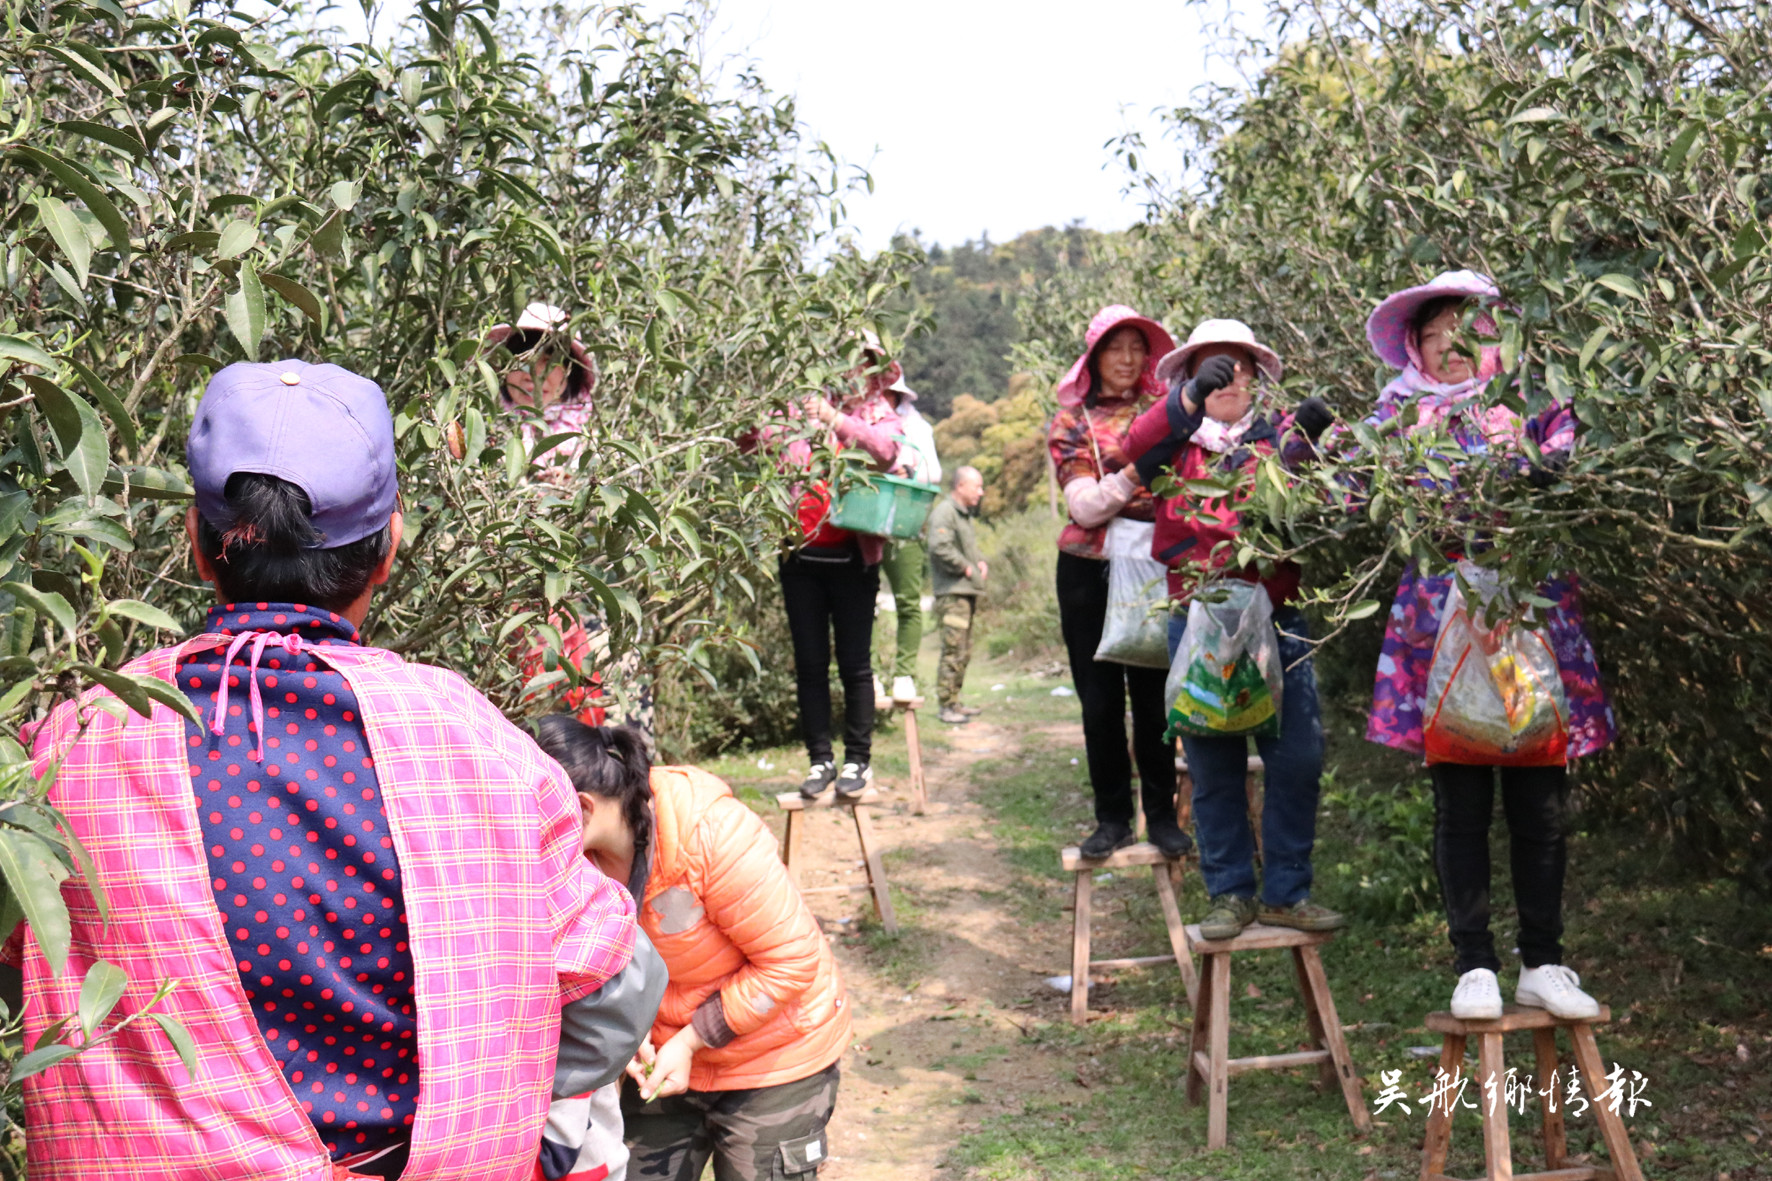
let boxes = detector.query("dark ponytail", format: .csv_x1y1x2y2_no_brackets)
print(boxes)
194,472,392,611
534,717,654,865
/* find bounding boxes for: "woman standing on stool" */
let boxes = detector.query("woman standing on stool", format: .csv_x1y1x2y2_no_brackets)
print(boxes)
1362,271,1616,1021
1122,319,1340,941
1046,305,1190,860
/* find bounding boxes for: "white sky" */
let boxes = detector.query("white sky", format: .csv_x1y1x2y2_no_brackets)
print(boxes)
333,0,1268,251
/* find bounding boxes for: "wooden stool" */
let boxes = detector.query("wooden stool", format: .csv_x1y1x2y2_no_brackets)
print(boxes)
1060,842,1196,1023
1185,922,1370,1149
1175,754,1264,858
1420,1005,1644,1181
874,693,928,814
777,789,897,935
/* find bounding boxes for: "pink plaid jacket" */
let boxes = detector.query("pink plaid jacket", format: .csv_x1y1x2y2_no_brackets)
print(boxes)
17,637,637,1181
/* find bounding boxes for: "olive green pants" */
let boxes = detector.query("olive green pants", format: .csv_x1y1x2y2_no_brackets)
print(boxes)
879,539,926,680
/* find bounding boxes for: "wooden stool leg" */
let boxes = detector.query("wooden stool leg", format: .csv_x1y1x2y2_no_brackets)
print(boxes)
1477,1031,1513,1181
851,805,898,936
1152,864,1198,1007
1298,945,1371,1133
904,707,927,815
1568,1023,1646,1181
1531,1026,1566,1170
1420,1033,1465,1181
1175,768,1193,830
1186,950,1215,1107
1205,952,1232,1149
782,809,801,885
1290,946,1336,1092
1070,869,1093,1024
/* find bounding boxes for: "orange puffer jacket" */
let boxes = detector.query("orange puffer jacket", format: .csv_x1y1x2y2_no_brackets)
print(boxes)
642,766,850,1091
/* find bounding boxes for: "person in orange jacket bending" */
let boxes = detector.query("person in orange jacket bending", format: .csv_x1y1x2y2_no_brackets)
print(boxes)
535,719,851,1181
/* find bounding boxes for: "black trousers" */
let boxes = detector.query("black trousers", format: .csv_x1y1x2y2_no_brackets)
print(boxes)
1430,763,1568,974
780,549,879,767
1055,551,1177,828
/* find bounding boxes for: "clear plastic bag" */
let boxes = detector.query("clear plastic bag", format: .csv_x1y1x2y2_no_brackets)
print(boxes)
1422,563,1569,767
1093,518,1171,669
1164,580,1284,739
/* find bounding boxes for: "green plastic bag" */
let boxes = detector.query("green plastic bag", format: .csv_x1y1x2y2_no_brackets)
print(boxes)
1164,581,1283,740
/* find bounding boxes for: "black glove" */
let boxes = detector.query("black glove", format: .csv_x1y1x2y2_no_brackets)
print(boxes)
1189,355,1239,404
1294,396,1334,441
1526,453,1568,488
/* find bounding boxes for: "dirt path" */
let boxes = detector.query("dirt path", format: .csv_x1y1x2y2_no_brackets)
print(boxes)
770,712,1082,1179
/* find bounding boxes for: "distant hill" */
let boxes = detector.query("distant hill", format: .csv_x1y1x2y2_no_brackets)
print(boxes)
889,225,1093,420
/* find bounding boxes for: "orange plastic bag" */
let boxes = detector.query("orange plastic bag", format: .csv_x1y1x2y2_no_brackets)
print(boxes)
1422,567,1569,767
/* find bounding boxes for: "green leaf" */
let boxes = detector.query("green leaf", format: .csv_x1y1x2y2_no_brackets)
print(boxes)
310,210,345,257
43,45,124,98
105,600,181,632
11,145,132,263
163,230,221,254
1507,107,1562,124
56,120,146,159
76,958,126,1036
1345,599,1383,621
1732,219,1763,261
74,663,154,719
0,679,34,716
65,393,109,501
259,274,326,331
127,673,202,726
22,375,82,454
36,803,105,926
1595,273,1644,301
225,262,266,360
1747,482,1772,527
149,1012,197,1075
0,829,73,975
215,220,258,261
35,197,92,288
1664,121,1703,171
67,360,137,452
1578,325,1610,372
1,582,74,640
8,1042,80,1083
329,180,360,211
0,335,56,369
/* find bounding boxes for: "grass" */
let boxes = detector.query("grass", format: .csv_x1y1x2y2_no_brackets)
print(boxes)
934,665,1772,1181
713,631,1770,1179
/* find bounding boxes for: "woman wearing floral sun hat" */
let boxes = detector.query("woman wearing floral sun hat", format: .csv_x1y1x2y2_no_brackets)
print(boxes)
1362,269,1617,1023
1046,305,1194,860
1120,319,1340,942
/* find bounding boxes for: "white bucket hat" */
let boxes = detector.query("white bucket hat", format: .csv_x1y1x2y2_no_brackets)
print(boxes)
1154,318,1283,385
887,375,917,403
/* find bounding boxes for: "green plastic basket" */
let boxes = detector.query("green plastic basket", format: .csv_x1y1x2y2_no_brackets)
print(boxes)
830,473,939,540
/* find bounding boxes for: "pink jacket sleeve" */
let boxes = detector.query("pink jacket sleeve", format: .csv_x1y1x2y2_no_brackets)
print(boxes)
832,407,902,472
1122,398,1173,463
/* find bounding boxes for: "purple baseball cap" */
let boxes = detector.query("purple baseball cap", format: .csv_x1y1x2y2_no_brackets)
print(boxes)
187,360,397,548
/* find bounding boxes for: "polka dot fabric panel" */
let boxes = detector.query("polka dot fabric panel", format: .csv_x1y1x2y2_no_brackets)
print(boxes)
178,604,417,1161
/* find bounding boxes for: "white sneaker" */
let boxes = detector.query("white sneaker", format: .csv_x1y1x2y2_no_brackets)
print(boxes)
891,676,917,703
1516,964,1600,1020
1450,968,1503,1020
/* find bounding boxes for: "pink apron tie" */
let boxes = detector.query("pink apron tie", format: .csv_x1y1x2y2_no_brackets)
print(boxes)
209,630,306,762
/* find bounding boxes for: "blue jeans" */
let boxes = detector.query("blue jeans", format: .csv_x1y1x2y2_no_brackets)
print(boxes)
1167,605,1324,906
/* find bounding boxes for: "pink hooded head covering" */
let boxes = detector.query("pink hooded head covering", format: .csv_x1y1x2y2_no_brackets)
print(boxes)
1368,270,1520,444
1054,305,1175,408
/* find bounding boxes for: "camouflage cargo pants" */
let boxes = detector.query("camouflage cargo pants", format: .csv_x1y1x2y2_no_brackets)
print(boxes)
623,1063,839,1181
935,592,978,708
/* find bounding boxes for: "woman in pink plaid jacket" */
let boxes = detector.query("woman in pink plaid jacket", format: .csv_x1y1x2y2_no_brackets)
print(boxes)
6,360,662,1181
